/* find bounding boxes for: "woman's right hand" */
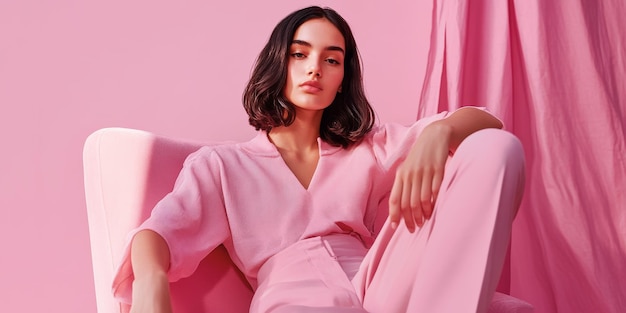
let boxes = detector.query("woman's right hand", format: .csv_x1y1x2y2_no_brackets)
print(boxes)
130,272,173,313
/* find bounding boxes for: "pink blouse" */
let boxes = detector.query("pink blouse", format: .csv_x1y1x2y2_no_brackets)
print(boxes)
112,111,451,300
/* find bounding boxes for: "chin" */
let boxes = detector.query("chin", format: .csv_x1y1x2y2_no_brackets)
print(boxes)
295,103,332,111
292,98,333,111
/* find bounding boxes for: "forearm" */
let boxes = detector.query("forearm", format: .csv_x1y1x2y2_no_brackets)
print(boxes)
389,107,503,230
131,229,171,278
435,107,503,153
130,230,173,313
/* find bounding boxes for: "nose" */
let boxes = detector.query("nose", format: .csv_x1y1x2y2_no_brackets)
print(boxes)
307,59,322,77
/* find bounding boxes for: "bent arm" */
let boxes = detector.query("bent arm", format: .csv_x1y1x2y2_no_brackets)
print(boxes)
389,107,503,232
112,148,231,306
436,107,503,154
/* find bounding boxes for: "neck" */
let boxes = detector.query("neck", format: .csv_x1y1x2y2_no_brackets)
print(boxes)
268,108,322,152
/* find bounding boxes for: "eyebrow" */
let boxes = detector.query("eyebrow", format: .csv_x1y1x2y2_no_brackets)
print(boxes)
291,39,345,54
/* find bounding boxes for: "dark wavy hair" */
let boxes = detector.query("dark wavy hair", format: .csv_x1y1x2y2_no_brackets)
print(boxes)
242,6,375,148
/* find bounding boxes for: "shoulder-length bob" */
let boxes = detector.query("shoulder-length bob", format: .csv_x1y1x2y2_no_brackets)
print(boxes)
242,6,375,148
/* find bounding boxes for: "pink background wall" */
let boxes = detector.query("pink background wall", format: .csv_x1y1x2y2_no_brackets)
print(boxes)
0,1,431,312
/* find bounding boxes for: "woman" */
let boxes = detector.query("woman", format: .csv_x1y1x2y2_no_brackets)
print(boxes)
115,6,525,313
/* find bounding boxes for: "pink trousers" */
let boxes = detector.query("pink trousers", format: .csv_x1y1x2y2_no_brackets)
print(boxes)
250,129,526,313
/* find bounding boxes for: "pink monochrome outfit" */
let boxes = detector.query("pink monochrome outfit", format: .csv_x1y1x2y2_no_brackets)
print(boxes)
113,110,526,313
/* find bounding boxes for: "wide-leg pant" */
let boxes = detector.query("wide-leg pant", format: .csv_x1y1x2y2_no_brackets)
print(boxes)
250,129,526,313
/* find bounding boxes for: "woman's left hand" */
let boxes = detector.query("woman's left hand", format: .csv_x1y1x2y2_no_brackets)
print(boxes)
388,121,452,233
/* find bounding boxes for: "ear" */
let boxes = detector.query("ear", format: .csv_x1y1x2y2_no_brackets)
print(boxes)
338,85,342,93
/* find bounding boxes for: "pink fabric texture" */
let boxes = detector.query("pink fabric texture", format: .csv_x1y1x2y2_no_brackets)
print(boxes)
110,111,533,312
251,128,530,313
85,126,532,313
416,1,626,312
112,112,451,302
354,129,526,313
83,128,253,313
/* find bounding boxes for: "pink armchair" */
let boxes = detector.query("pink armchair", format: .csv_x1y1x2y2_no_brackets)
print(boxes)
83,127,533,312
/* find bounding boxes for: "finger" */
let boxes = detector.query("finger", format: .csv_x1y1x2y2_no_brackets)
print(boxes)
431,169,444,209
420,170,433,221
401,176,416,232
409,172,423,229
388,174,404,229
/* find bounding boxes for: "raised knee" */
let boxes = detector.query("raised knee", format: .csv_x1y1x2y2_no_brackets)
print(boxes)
455,128,525,171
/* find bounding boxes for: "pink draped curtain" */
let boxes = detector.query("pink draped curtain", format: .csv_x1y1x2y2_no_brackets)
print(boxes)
416,0,626,312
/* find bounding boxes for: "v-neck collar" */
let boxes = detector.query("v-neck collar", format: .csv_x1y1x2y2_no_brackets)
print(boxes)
240,131,343,191
241,131,342,157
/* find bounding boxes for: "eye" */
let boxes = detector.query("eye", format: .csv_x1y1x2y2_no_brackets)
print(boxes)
291,52,305,59
326,58,341,65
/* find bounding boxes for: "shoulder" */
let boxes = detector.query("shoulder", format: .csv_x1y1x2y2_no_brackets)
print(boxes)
182,141,247,168
364,111,453,141
183,133,277,167
362,122,416,146
357,111,453,157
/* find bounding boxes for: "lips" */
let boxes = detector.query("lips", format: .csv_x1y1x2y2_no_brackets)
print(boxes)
300,80,322,92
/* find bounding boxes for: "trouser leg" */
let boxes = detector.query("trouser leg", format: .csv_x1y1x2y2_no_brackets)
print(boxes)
251,236,367,313
353,129,526,313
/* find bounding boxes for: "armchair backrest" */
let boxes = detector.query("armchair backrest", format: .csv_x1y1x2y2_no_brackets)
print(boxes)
83,128,253,313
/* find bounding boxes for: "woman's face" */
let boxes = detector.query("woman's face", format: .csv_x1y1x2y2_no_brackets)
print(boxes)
283,18,345,113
